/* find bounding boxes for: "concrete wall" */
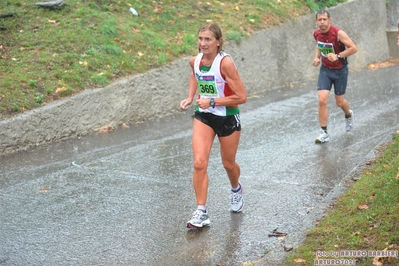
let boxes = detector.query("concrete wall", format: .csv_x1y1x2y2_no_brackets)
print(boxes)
386,0,399,58
387,0,399,29
0,0,392,154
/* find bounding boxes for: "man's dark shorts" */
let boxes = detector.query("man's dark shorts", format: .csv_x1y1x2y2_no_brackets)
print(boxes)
318,65,348,95
194,112,241,137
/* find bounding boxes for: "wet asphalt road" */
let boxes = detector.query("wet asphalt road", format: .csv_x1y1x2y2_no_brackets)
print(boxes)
1,65,398,266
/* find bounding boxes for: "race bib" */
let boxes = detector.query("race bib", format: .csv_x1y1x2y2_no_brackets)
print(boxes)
197,75,218,96
317,41,335,57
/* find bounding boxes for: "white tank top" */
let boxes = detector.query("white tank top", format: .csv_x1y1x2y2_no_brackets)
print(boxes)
193,51,240,116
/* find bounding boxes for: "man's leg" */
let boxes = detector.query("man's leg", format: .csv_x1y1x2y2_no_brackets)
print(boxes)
335,95,353,132
318,90,330,128
315,89,331,143
333,65,353,131
334,94,350,115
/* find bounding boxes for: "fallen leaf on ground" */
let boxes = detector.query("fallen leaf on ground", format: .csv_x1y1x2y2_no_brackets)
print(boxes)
98,126,114,133
368,58,399,70
56,87,68,94
372,256,383,266
358,204,369,210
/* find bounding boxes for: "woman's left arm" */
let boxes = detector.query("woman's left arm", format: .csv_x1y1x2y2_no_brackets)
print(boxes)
215,57,247,107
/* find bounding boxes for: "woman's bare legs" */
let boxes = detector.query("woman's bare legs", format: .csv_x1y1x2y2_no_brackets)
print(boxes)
191,119,216,206
219,130,241,188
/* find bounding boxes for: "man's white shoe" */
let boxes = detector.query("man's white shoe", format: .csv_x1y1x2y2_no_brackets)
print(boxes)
346,110,354,132
315,128,330,144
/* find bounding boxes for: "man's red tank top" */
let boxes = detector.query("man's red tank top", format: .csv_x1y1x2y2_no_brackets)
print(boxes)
313,25,347,69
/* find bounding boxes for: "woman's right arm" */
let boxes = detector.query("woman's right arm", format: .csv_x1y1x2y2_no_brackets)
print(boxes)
180,57,197,110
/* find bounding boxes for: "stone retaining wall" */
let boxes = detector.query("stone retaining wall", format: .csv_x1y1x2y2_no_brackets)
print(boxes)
0,0,392,154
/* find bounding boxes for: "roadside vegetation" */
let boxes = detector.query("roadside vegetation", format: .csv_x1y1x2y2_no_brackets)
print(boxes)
286,132,399,266
0,0,345,120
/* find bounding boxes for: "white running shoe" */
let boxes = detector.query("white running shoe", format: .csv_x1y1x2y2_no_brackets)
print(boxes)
187,209,210,228
230,183,244,212
315,128,330,144
346,110,354,132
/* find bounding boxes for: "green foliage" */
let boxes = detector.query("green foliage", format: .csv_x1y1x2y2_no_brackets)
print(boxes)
45,87,54,95
11,103,20,112
90,74,108,87
307,0,347,11
306,0,320,12
103,45,122,56
227,32,243,45
157,53,167,65
28,80,37,88
99,21,119,37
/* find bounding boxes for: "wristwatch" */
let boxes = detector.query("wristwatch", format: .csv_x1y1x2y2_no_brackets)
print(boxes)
337,53,342,59
210,98,215,108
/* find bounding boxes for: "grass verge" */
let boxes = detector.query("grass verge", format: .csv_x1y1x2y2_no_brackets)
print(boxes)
0,0,346,120
285,132,399,266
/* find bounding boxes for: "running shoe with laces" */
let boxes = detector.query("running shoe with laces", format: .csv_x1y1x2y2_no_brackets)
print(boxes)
230,183,244,212
186,209,210,228
315,128,330,144
345,110,354,132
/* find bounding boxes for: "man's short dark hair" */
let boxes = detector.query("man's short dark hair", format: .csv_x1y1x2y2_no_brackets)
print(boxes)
316,9,330,19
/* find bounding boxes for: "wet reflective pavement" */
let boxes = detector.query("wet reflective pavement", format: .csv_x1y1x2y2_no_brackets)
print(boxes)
1,65,398,265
